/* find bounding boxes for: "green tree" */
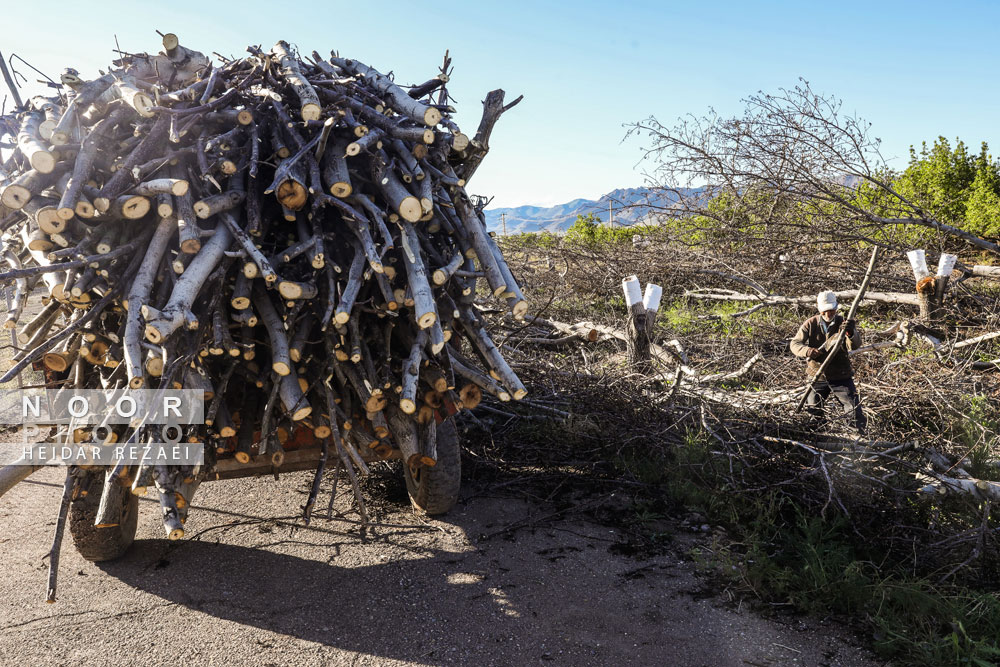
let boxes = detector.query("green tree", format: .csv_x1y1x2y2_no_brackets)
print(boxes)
895,137,977,225
965,148,1000,238
892,138,1000,238
564,212,656,245
564,212,603,242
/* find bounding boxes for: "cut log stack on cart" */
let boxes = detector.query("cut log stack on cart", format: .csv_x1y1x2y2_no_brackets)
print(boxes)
0,33,527,600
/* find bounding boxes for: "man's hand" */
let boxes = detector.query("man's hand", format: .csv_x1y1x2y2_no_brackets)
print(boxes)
845,318,857,336
807,348,825,361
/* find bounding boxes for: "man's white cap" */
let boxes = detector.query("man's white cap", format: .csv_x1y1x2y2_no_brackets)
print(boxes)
817,290,838,312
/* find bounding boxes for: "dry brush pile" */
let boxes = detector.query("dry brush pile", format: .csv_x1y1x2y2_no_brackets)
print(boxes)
492,228,1000,585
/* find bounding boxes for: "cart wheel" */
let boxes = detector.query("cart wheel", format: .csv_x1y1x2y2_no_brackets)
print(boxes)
404,417,461,515
69,473,139,562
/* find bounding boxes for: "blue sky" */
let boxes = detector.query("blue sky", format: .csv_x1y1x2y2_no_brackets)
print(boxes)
1,1,997,208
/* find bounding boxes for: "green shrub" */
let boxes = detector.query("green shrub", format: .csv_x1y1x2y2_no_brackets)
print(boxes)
564,213,658,245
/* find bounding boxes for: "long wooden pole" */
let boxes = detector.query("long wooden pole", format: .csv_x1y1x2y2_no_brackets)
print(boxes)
0,464,42,499
0,50,23,111
46,470,74,602
794,246,880,413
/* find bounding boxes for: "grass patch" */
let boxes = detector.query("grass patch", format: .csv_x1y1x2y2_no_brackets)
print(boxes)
623,426,1000,666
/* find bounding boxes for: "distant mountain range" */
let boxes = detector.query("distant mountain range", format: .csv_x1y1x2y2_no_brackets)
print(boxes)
483,187,696,233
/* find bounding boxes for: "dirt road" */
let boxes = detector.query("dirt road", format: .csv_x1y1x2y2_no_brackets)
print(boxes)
0,467,880,666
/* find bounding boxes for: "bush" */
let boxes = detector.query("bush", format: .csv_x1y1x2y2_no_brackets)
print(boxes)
564,213,657,245
500,230,560,250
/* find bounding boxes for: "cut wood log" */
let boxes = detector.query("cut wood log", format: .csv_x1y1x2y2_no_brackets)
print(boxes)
253,281,292,376
330,56,442,127
279,370,312,420
400,330,428,414
400,222,438,329
32,96,61,141
56,107,132,220
272,41,322,121
130,178,189,197
453,192,506,297
124,211,178,388
371,151,421,223
3,168,62,210
144,223,233,344
321,138,352,197
334,250,365,325
108,194,151,220
194,190,245,218
174,180,201,254
18,112,56,174
115,79,156,118
219,211,277,284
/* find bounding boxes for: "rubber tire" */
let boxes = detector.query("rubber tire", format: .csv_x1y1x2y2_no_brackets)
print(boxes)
404,417,461,515
69,473,139,562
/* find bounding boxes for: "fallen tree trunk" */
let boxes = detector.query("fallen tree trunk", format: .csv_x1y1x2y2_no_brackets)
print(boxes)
971,265,1000,279
684,288,921,307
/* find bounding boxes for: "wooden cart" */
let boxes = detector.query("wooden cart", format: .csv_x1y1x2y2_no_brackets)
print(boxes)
64,416,462,562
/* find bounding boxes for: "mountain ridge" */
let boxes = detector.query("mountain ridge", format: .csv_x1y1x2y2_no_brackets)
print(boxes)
483,187,692,233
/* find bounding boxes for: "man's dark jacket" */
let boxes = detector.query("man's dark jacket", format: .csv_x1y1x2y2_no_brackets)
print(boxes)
789,314,862,381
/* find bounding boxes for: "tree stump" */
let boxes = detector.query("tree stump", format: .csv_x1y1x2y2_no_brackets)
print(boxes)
908,250,955,327
622,275,650,371
643,283,662,338
626,302,651,370
915,276,937,321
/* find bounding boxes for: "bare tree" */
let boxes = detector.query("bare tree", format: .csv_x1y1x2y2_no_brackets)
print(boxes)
627,79,1000,257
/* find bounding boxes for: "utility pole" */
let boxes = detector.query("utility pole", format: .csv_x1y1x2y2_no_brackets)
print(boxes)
609,201,613,228
500,212,507,236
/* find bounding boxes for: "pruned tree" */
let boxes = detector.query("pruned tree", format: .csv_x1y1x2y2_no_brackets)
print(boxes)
626,79,1000,258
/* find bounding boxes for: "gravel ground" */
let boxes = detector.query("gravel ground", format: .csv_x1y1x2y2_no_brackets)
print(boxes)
0,466,883,666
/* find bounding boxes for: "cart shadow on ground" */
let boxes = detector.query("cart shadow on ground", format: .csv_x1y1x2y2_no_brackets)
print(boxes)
91,473,676,665
98,539,515,660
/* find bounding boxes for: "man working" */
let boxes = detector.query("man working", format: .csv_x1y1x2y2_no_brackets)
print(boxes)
790,290,867,435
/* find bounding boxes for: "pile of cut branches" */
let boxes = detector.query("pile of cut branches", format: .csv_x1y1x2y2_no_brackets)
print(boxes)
0,33,527,598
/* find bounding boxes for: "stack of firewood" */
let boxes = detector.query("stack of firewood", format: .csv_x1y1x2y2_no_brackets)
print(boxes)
0,34,526,537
